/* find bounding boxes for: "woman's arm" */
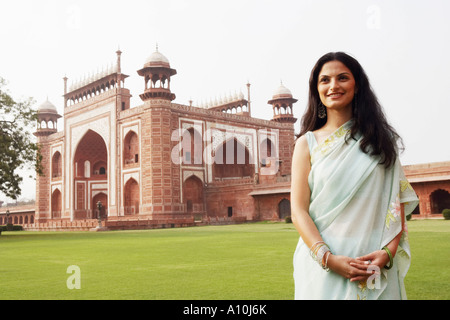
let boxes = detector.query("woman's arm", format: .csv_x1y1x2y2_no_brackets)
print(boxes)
290,136,321,247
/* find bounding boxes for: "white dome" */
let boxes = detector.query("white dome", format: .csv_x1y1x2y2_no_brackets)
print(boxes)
273,84,292,98
144,50,170,67
38,99,58,113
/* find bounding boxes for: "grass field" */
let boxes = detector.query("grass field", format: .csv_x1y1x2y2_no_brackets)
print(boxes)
0,219,448,300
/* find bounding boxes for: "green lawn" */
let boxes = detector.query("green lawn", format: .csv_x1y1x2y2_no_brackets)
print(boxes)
0,220,448,300
404,219,450,300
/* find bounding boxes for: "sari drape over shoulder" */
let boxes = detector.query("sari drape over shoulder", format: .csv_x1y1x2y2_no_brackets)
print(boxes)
293,120,418,300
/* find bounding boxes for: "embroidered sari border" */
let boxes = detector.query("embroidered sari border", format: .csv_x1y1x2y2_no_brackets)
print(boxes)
311,121,353,164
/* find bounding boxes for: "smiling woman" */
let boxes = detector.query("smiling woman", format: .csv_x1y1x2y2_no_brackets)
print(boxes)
291,52,419,300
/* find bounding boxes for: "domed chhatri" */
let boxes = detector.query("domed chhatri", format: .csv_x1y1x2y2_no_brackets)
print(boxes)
34,98,61,137
38,98,58,114
137,45,177,102
272,83,293,99
144,45,171,68
267,82,297,124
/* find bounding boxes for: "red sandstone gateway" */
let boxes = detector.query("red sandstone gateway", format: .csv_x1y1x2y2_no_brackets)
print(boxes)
4,48,298,231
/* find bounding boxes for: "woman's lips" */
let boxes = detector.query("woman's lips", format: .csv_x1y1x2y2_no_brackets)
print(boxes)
327,93,344,99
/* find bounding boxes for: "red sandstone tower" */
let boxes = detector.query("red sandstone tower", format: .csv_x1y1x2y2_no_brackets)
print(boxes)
34,100,62,222
136,47,184,219
267,83,297,177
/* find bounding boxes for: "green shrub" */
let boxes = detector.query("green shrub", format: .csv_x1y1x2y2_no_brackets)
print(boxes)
0,224,23,231
443,209,450,220
285,216,292,223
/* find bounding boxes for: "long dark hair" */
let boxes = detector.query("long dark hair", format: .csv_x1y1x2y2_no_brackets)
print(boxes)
297,52,403,167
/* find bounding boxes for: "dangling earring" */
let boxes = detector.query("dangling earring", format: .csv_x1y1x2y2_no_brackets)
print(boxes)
318,102,326,119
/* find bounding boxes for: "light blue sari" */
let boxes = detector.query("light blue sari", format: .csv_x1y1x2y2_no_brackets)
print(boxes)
293,120,418,300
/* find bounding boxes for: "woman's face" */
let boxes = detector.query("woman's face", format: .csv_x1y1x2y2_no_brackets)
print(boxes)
317,60,357,113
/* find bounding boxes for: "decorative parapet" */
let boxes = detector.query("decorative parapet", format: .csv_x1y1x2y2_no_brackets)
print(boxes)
170,103,294,129
64,73,128,108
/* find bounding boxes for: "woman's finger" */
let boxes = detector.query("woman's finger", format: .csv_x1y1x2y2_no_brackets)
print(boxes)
350,261,371,270
356,253,375,261
349,268,380,282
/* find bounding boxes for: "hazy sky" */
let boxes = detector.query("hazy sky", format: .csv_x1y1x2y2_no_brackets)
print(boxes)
1,0,449,202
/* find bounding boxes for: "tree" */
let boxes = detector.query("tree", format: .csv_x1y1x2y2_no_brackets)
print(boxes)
0,76,42,200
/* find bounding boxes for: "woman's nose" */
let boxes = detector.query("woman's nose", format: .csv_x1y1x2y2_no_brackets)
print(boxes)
329,79,340,91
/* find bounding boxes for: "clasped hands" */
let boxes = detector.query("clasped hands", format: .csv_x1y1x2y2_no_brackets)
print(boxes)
326,249,390,282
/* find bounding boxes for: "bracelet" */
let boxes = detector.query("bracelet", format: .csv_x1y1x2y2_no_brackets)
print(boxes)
316,245,329,266
323,251,331,272
382,246,393,270
309,241,325,259
311,243,327,261
310,241,331,271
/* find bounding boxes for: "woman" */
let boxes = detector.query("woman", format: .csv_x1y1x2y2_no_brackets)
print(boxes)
291,52,418,300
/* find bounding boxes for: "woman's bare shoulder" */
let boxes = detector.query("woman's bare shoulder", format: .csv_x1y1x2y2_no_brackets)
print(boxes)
293,134,310,160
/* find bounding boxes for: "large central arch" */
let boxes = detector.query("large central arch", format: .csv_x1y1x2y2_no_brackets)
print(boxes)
73,130,108,220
